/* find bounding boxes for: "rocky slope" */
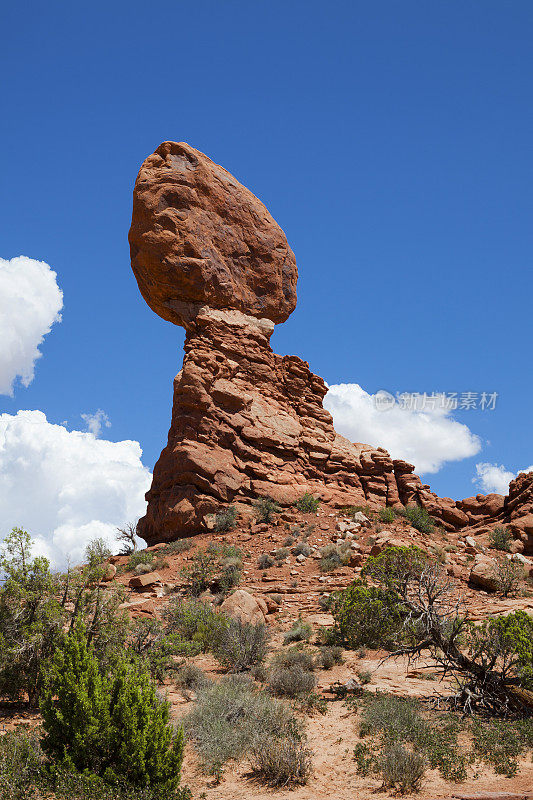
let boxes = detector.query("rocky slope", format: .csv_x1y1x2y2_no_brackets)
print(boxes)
129,141,532,550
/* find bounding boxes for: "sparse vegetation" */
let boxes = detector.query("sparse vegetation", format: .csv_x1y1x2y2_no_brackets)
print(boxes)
489,525,513,552
163,598,228,652
283,618,312,644
319,542,350,572
396,504,435,534
317,646,343,669
253,496,280,523
184,676,305,781
257,553,274,569
213,618,269,672
127,549,155,571
213,505,238,532
292,541,312,557
378,506,396,523
492,557,524,597
295,492,320,513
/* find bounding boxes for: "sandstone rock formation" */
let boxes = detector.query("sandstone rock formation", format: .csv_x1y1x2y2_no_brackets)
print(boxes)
130,142,530,544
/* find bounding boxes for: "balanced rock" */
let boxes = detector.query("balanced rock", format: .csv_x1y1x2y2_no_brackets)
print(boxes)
130,142,510,543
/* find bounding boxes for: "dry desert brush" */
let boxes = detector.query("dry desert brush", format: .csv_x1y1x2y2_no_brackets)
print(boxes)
332,544,533,717
184,675,311,784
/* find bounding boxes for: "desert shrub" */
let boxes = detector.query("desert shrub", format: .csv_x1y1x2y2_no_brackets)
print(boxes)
292,541,312,557
283,618,312,644
0,728,43,799
357,669,372,685
295,493,320,514
253,496,280,523
318,593,333,611
217,557,242,594
40,621,185,791
163,598,227,652
357,694,468,783
489,525,513,552
213,505,237,532
464,610,533,691
250,734,313,787
180,547,219,596
160,538,194,555
317,646,343,669
272,648,316,673
396,504,434,534
174,662,210,694
0,529,128,705
274,547,290,562
257,553,274,569
0,728,191,800
129,617,197,679
267,665,316,698
283,535,296,547
378,506,395,523
127,549,154,571
491,558,523,597
184,675,302,778
213,617,269,672
331,581,404,649
378,744,425,793
362,545,429,595
319,543,350,573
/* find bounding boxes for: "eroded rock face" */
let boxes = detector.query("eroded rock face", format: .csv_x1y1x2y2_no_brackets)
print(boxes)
130,142,520,543
129,141,297,328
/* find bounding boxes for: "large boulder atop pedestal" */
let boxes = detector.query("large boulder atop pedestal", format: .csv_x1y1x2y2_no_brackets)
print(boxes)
129,141,297,328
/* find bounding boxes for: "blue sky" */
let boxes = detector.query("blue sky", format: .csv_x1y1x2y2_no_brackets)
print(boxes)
1,1,532,560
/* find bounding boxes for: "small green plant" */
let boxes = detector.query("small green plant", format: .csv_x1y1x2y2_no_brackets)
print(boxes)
180,548,220,596
357,669,372,685
295,493,320,513
489,525,513,552
163,598,228,652
214,505,238,532
160,538,194,555
396,504,435,534
378,506,395,523
253,496,281,523
127,549,154,571
283,619,312,644
274,547,290,562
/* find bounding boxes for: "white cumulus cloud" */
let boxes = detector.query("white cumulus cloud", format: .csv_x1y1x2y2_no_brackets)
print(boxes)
0,256,63,395
81,409,111,436
474,462,533,495
0,410,152,569
324,383,481,474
